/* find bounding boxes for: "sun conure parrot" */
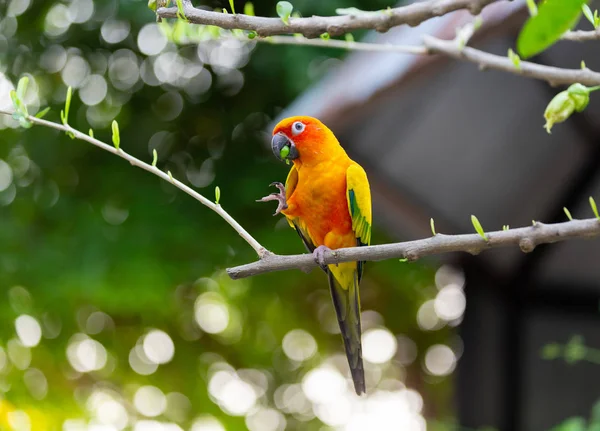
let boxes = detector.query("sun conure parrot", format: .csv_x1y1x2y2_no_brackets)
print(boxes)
258,116,372,395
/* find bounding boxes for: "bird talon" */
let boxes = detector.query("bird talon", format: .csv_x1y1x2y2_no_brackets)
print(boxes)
313,245,332,268
258,182,287,215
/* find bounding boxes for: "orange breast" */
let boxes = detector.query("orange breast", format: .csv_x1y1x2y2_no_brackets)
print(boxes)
288,160,354,248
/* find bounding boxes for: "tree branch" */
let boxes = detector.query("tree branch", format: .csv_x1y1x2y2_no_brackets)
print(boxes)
258,36,600,86
226,218,600,279
157,0,499,38
0,110,269,258
423,36,600,86
562,29,600,42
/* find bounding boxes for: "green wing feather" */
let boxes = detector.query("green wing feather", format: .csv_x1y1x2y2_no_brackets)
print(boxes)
346,164,372,281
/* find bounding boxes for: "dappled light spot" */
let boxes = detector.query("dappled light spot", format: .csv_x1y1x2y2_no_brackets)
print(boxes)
282,329,317,362
434,284,466,321
416,300,443,331
39,45,67,73
61,56,90,88
44,3,71,37
245,407,286,431
133,420,183,431
7,338,31,370
362,328,397,364
0,160,13,193
134,386,167,418
274,384,311,416
67,0,94,24
0,346,7,373
208,368,257,416
80,75,108,106
190,415,225,431
109,49,140,91
129,344,158,376
101,20,130,45
101,202,129,225
424,344,456,376
302,366,346,404
165,392,191,423
435,265,465,290
7,0,31,17
186,159,215,189
153,91,184,122
85,311,113,335
396,335,418,365
138,24,168,57
143,329,175,365
23,368,47,400
194,293,229,334
7,410,30,431
87,389,129,431
67,334,107,373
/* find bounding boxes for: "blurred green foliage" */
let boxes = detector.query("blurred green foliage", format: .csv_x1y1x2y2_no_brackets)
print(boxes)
0,0,463,430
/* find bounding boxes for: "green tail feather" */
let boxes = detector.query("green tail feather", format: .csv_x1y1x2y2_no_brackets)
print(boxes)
327,269,365,395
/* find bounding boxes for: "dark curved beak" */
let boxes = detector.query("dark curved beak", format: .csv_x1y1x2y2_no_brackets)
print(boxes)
271,133,299,162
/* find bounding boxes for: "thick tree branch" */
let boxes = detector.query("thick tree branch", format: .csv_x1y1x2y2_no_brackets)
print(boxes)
226,218,600,279
157,0,500,38
0,109,269,258
423,36,600,86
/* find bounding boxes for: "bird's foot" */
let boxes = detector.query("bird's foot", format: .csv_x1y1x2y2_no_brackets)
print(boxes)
313,245,332,268
257,182,288,216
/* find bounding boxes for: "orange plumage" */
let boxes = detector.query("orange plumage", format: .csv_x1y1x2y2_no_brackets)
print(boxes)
261,116,372,394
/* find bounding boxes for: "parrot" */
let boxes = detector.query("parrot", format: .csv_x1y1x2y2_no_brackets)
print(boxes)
258,116,372,395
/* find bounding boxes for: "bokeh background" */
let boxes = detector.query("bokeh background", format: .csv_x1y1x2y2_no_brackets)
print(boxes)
0,0,598,431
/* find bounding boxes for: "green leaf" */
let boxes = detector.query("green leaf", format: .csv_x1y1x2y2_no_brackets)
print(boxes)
152,149,158,167
345,33,354,42
320,32,330,40
399,258,408,263
168,170,174,181
61,86,72,125
89,129,94,138
176,0,187,21
229,0,236,14
35,107,50,119
563,207,573,220
517,0,586,59
335,7,380,16
247,31,257,39
111,120,120,150
471,215,487,241
541,343,561,359
590,196,599,219
582,3,595,26
276,1,293,25
215,186,221,204
430,218,436,236
582,60,587,69
503,225,510,231
507,48,521,70
564,335,586,364
16,76,29,101
526,0,538,16
148,0,157,12
244,2,254,16
551,417,587,431
594,9,599,28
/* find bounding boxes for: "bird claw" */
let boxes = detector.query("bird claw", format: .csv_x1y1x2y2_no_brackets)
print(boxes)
257,182,288,215
313,245,332,268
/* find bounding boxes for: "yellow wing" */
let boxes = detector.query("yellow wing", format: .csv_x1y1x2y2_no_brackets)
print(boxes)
284,165,316,252
346,164,372,280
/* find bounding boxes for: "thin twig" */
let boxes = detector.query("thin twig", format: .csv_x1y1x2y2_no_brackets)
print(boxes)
263,35,429,55
256,35,600,86
423,36,600,86
227,218,600,279
0,110,269,258
562,29,600,42
157,0,500,38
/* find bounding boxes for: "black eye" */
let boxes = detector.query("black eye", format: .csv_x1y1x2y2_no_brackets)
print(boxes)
292,121,305,135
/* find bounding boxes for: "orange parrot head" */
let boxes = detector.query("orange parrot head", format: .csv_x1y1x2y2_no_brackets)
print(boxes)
271,116,339,165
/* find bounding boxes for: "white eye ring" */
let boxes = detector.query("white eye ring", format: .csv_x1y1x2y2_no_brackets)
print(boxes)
291,121,305,135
